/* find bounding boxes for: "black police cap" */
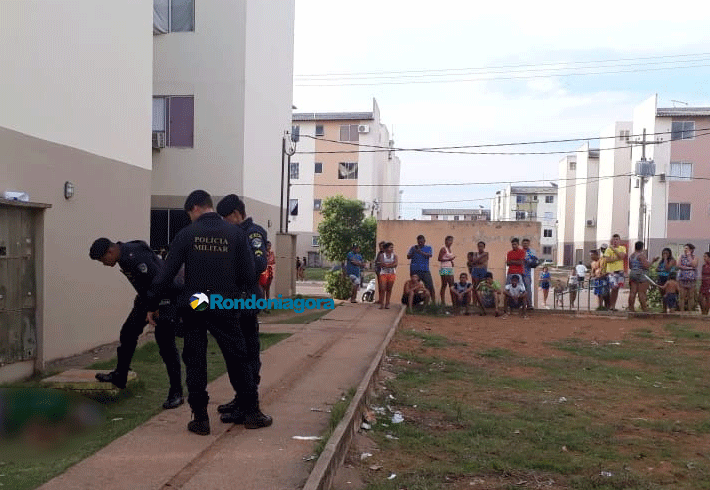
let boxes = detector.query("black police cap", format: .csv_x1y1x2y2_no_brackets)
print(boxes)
216,194,242,217
89,238,112,260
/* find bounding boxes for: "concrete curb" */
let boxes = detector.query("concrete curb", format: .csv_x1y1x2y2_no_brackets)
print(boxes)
302,305,406,490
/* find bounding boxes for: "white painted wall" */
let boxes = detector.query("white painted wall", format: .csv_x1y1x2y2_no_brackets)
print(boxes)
243,0,295,211
573,144,599,253
597,121,633,243
0,0,153,170
556,155,576,264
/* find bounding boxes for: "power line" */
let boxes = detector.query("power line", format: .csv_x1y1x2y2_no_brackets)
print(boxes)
295,127,710,155
295,51,710,78
296,55,710,81
294,62,710,86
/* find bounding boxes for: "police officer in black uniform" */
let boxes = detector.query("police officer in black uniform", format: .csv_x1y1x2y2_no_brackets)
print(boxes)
215,194,267,423
89,238,184,409
145,190,272,436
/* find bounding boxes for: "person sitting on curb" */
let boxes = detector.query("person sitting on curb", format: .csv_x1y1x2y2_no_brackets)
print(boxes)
450,272,473,315
503,274,528,318
475,272,503,317
401,273,431,312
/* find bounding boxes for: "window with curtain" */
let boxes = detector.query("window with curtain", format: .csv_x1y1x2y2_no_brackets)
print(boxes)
671,121,695,141
153,0,194,34
338,162,358,179
668,162,692,181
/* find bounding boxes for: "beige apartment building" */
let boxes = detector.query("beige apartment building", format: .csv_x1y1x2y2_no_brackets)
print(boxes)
0,0,295,382
0,0,153,381
289,99,401,264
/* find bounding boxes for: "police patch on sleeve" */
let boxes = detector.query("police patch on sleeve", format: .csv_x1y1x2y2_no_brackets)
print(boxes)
138,263,148,274
250,237,263,250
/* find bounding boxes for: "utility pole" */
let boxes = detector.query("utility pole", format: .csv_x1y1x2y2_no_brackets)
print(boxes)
632,128,656,243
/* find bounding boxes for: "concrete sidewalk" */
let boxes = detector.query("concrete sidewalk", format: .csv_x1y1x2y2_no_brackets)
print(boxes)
38,302,401,490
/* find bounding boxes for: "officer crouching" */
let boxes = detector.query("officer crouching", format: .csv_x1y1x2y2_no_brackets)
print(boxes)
145,190,272,436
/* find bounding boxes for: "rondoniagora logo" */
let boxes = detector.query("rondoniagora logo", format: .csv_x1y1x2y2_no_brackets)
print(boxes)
192,294,335,313
190,292,210,311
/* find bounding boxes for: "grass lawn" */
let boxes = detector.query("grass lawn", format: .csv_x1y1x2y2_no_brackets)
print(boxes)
0,332,289,490
358,317,710,489
304,267,329,281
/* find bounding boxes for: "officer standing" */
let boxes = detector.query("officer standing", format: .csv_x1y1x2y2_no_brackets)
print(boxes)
215,194,266,423
89,239,184,410
146,190,272,436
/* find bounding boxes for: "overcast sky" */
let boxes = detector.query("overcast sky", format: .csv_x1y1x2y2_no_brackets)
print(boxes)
292,0,710,218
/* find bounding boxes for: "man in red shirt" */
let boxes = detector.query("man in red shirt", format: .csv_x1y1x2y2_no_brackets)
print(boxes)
506,238,525,285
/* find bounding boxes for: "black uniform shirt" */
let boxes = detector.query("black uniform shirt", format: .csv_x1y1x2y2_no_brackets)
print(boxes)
117,241,162,299
240,217,267,277
146,212,256,310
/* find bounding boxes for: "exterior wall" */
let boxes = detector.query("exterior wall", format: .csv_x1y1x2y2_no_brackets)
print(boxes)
377,220,541,306
556,155,576,265
572,144,599,262
289,122,316,233
0,0,152,368
666,115,710,253
597,121,633,245
0,0,153,171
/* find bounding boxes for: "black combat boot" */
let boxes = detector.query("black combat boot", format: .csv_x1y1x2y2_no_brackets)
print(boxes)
95,371,127,389
217,396,239,414
187,407,210,435
243,408,273,429
162,390,184,410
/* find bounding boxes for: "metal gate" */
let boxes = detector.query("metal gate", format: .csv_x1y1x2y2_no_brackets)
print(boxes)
0,206,37,365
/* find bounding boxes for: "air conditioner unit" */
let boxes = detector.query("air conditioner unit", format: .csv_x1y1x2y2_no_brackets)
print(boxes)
659,173,666,182
586,218,596,227
358,124,370,134
152,131,166,149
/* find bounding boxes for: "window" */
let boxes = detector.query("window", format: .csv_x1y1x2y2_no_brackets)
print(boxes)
313,199,322,211
671,121,695,141
545,195,554,203
314,162,323,173
153,0,195,33
153,96,194,147
543,229,553,237
315,125,324,136
668,162,692,181
515,211,526,220
339,124,359,142
569,161,576,170
289,162,299,180
338,162,358,179
619,129,630,142
516,195,526,203
668,202,691,221
454,215,460,221
543,246,553,255
289,199,298,216
544,212,553,219
311,235,320,247
532,195,538,201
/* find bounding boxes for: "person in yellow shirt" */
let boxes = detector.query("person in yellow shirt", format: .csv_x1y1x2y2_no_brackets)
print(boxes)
603,234,627,311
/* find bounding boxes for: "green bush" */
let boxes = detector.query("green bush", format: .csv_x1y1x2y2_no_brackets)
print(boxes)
324,269,352,300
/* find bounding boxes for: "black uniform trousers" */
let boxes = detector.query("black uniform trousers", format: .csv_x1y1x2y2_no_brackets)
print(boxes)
116,296,182,392
181,308,259,413
242,312,261,387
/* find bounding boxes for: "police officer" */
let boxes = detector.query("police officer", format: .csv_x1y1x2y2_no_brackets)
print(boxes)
145,190,272,436
215,194,266,423
89,238,184,410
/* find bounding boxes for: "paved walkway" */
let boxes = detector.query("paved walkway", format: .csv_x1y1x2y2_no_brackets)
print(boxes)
38,302,401,490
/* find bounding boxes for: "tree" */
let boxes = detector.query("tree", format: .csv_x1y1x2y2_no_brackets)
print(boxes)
317,195,377,264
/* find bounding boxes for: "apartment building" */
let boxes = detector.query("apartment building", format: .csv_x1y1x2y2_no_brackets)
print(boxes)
571,144,600,265
151,0,295,253
491,185,558,261
1,0,153,380
421,208,490,221
596,121,633,246
290,99,401,263
629,95,710,256
556,156,576,265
